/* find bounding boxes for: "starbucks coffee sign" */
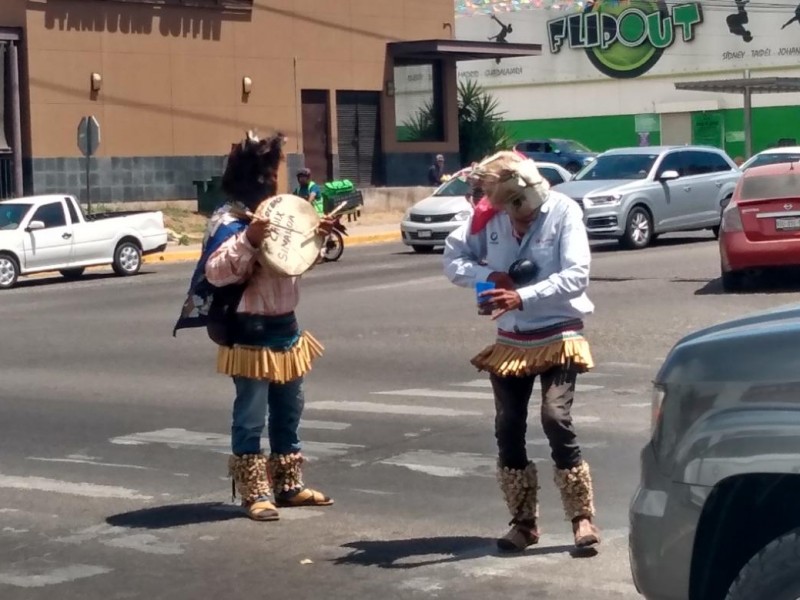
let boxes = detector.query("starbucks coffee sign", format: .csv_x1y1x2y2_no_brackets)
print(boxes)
547,2,703,79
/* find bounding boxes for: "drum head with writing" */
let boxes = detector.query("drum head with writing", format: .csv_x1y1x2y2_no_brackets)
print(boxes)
254,194,323,277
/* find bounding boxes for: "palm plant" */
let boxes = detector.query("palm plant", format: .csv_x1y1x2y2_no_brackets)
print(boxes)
400,79,510,165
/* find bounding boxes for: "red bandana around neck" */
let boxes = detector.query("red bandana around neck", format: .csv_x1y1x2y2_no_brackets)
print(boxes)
469,150,528,235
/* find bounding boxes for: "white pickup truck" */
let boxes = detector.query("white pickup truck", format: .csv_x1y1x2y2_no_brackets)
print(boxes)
0,194,169,289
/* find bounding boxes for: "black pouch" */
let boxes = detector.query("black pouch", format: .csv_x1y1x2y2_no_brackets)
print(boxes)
206,283,246,346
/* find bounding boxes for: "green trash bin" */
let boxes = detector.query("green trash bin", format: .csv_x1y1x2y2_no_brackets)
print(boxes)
196,176,226,216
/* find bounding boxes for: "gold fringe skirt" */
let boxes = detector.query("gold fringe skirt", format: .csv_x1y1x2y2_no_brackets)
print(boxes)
216,331,324,384
471,329,594,378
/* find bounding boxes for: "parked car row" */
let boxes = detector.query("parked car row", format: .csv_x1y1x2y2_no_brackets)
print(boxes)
400,162,572,254
401,143,800,292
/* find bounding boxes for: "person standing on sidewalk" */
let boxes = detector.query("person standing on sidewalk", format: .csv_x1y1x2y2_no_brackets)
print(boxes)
174,131,337,521
442,150,601,553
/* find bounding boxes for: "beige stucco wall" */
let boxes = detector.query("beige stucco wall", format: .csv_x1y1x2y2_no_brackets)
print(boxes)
19,0,454,161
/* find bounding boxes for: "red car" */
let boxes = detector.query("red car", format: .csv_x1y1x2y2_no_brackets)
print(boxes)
719,161,800,291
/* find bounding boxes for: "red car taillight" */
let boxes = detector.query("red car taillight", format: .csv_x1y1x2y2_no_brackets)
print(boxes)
721,201,743,233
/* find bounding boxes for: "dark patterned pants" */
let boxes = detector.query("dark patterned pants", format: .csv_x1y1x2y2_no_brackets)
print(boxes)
491,366,582,471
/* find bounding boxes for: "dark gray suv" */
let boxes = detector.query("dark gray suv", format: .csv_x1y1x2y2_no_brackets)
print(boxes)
629,302,800,600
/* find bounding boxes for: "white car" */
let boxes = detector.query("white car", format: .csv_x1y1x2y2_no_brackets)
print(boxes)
740,145,800,171
400,162,573,253
0,194,169,289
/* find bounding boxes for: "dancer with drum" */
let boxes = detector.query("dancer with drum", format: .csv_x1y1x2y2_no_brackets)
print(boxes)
442,150,601,552
174,131,337,521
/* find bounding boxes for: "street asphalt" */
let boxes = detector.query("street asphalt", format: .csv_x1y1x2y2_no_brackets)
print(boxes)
2,232,800,600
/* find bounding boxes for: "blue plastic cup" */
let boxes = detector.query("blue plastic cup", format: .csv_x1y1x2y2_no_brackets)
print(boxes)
476,281,496,315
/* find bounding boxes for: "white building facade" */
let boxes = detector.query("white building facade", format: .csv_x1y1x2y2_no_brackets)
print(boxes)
396,1,800,159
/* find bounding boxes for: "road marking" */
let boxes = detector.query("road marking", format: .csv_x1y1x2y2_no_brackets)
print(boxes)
306,401,483,418
109,428,362,459
0,564,112,588
0,473,152,500
55,524,184,555
375,388,494,400
601,361,654,370
347,276,448,293
301,419,351,431
399,577,445,594
207,504,324,521
379,450,497,478
621,403,651,408
103,534,184,555
527,439,608,449
456,380,605,392
27,457,152,471
352,488,397,496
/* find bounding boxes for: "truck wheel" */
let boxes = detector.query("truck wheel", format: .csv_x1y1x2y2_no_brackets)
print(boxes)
619,206,653,250
112,241,142,277
0,253,19,290
726,527,800,600
60,268,86,280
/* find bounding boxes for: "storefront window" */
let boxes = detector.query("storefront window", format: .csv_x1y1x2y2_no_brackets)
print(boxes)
393,62,445,143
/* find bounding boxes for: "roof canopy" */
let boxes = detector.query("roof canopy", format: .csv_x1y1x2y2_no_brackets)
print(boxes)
388,39,542,62
675,77,800,95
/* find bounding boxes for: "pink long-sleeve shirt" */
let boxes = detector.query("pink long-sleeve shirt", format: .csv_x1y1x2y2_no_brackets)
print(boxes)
205,231,300,316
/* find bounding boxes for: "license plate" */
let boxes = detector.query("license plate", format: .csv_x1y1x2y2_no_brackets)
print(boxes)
417,230,432,239
776,217,800,231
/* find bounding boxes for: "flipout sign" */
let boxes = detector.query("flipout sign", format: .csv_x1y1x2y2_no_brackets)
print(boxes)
547,2,704,79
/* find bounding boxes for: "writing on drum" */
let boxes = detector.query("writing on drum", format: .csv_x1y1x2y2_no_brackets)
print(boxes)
265,197,294,263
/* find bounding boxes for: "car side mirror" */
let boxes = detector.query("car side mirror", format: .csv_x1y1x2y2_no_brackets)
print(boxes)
659,170,680,181
26,220,45,232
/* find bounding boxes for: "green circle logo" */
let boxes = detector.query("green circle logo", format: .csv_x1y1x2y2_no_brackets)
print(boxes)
586,1,667,79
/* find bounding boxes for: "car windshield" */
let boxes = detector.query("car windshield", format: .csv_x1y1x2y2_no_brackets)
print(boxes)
0,203,32,230
573,154,657,181
539,167,568,186
742,152,800,171
739,171,800,201
433,175,470,197
556,139,591,153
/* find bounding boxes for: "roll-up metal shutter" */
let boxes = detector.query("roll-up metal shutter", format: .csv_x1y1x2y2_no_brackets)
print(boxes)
336,91,382,187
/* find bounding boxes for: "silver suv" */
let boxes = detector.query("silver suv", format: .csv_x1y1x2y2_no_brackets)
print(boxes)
629,302,800,600
555,146,740,249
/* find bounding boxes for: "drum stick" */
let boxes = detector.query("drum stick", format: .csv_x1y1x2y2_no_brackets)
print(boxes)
301,201,349,239
231,207,305,235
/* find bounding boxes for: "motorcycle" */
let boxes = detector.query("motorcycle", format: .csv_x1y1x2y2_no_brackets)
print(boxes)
320,228,345,262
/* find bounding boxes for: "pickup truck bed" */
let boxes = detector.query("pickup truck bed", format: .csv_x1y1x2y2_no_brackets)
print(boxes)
0,194,169,289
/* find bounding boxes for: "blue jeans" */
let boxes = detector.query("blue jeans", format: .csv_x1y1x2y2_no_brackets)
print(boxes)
231,376,304,456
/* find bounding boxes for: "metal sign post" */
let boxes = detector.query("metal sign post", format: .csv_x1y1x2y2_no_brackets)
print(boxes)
77,116,101,214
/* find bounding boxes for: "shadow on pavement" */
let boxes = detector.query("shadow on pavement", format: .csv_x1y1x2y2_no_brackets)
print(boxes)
694,269,800,296
106,502,241,529
590,235,714,254
15,270,157,290
332,536,576,569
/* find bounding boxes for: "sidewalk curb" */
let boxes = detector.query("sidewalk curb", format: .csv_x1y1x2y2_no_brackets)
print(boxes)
144,230,402,265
